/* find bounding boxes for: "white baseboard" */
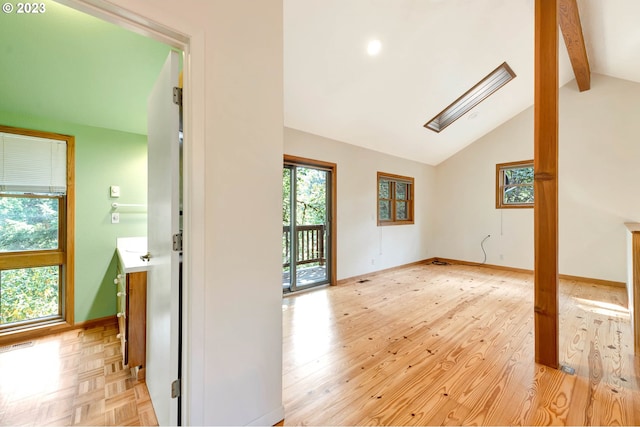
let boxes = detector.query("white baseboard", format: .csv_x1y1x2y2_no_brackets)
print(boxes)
247,405,285,426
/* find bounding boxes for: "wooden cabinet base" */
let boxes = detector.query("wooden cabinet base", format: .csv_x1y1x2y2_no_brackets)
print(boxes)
126,271,147,370
131,365,146,381
116,269,148,380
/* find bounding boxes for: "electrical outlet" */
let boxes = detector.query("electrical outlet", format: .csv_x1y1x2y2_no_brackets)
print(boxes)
499,254,504,260
111,212,120,224
371,258,375,265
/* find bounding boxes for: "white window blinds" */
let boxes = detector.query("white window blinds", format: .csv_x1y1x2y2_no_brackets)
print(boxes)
0,132,67,194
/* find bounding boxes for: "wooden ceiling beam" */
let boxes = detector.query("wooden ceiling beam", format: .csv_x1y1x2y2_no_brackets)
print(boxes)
559,0,591,91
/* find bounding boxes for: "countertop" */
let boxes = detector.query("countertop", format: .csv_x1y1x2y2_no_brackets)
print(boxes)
116,237,149,273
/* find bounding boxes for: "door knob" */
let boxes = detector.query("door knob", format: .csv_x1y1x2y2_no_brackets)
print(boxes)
140,252,151,262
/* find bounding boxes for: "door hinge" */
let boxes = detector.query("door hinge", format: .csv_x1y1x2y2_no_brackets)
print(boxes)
171,378,181,399
173,232,183,252
173,87,183,106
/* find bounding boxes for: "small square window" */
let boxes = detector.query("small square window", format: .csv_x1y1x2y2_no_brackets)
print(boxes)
496,160,534,209
377,172,414,225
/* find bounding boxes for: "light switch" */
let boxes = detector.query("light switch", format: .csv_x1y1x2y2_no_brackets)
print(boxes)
110,185,120,198
111,212,120,224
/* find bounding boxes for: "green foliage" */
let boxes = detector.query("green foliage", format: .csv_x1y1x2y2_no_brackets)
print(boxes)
282,166,328,271
282,167,327,225
0,267,59,324
379,201,390,220
295,167,327,225
283,168,291,225
0,196,60,325
503,166,534,205
378,180,390,220
378,179,411,221
379,180,390,199
0,197,59,251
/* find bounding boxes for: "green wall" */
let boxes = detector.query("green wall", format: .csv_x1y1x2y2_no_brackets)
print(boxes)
0,110,147,322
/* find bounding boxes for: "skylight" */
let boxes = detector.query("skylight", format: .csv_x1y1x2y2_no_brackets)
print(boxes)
424,62,516,133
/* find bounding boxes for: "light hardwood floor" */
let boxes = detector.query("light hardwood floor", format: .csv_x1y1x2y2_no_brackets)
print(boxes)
0,321,157,426
282,263,640,425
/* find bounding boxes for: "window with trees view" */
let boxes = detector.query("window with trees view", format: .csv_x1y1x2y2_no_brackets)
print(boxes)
496,160,534,209
0,126,74,331
377,172,414,226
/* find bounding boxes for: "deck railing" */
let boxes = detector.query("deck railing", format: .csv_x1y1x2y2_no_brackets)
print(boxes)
283,224,326,268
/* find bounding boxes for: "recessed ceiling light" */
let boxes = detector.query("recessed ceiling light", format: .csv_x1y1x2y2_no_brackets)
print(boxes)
367,40,382,56
424,62,516,133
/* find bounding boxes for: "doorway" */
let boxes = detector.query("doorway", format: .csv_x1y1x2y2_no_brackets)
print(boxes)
282,156,336,293
1,1,189,424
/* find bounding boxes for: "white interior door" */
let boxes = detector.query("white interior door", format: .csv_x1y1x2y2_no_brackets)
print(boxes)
146,50,180,426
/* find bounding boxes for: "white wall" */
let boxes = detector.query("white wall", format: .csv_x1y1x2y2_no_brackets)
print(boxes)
285,128,436,279
434,74,640,282
434,104,535,269
101,1,284,425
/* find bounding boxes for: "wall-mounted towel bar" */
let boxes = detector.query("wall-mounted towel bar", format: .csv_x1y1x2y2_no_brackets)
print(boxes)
112,202,146,209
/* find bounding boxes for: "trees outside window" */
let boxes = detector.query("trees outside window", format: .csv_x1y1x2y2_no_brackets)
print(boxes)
377,172,414,226
496,160,534,209
0,196,62,324
0,126,74,331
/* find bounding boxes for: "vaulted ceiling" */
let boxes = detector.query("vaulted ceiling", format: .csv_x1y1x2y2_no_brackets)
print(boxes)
284,0,640,165
1,1,638,165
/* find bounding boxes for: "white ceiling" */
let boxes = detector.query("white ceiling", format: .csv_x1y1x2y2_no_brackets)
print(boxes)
283,0,640,165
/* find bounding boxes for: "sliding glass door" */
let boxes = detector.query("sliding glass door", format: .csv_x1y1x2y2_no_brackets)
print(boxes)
282,161,332,293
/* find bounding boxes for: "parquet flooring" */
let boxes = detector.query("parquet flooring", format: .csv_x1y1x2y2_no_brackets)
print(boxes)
0,321,158,426
282,263,640,425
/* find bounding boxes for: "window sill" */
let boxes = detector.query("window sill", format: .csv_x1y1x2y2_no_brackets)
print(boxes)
496,204,534,209
378,220,415,226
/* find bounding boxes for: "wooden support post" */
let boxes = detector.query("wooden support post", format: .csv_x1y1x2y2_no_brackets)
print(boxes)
534,0,560,369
